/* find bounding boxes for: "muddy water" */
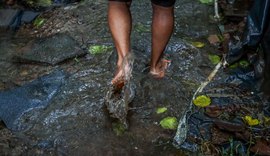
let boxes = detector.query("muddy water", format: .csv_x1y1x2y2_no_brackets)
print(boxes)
0,0,215,155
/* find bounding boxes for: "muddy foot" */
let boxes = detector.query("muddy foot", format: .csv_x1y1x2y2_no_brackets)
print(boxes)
150,59,171,78
111,53,134,87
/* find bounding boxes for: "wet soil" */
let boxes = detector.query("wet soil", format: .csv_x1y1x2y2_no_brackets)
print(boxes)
0,0,217,155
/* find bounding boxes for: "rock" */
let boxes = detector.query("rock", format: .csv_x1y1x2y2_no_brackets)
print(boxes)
0,9,20,29
13,33,86,65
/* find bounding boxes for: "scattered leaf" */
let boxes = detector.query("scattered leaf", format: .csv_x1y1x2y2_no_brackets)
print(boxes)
33,17,45,28
192,41,205,48
263,116,270,126
229,63,239,69
36,0,52,7
112,121,126,136
208,54,221,65
27,0,52,7
199,0,213,4
207,35,220,45
156,107,168,114
193,95,211,107
243,116,260,126
88,45,112,55
134,23,150,33
160,117,178,130
239,60,249,68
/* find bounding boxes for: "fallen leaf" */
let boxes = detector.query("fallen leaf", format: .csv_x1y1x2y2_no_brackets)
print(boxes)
88,45,112,55
193,95,211,107
160,117,178,130
207,35,220,45
229,63,239,69
243,116,260,126
239,60,249,68
263,116,270,126
250,139,270,155
134,23,151,33
192,42,205,48
199,0,213,4
33,17,45,28
208,54,221,65
112,121,126,136
156,107,168,114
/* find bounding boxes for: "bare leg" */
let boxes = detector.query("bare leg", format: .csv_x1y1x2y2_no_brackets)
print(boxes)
150,4,174,77
108,1,132,84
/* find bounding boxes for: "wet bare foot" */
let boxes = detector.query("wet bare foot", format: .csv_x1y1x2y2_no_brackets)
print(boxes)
111,54,134,88
111,67,125,89
150,59,171,78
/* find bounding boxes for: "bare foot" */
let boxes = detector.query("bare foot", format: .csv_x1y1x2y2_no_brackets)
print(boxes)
111,67,125,89
150,59,171,78
111,53,134,88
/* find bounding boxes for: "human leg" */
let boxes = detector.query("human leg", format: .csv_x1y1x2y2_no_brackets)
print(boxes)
108,1,132,84
150,2,175,78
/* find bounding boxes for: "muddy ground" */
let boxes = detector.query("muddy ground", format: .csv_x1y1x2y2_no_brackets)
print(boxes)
1,0,262,155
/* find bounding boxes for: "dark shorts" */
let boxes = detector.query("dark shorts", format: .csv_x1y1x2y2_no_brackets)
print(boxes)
108,0,176,7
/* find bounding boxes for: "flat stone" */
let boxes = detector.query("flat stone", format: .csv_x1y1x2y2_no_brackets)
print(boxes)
13,33,86,65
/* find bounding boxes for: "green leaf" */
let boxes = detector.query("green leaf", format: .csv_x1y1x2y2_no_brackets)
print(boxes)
33,17,45,28
192,41,205,48
134,23,150,33
263,116,270,126
112,122,126,136
160,117,178,130
193,95,211,107
239,60,249,68
208,54,221,65
88,45,112,55
156,107,168,114
36,0,52,6
243,116,260,126
199,0,213,4
229,63,239,69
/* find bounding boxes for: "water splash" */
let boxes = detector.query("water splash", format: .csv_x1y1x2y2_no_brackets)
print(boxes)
105,52,135,128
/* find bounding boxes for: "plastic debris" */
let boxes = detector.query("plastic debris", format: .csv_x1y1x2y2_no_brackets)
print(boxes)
0,70,66,131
